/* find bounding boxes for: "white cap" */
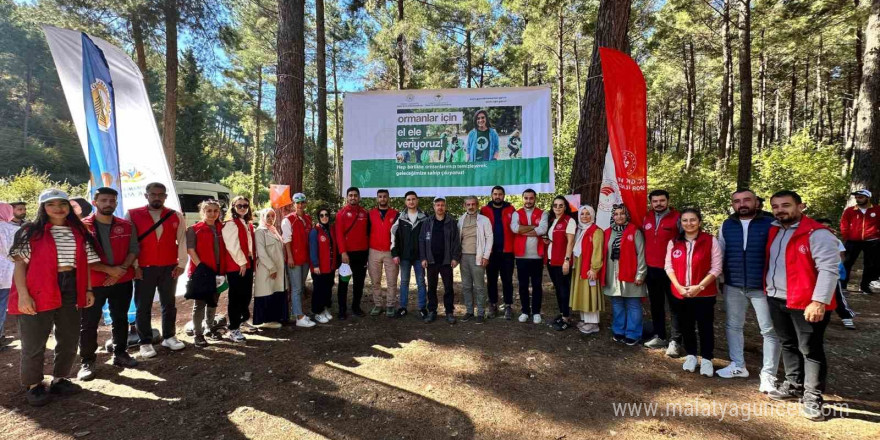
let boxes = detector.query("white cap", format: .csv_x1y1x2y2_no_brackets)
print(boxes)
38,188,69,204
851,189,872,198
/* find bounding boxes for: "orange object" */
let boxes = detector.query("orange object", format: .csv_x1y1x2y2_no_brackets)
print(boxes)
269,185,292,209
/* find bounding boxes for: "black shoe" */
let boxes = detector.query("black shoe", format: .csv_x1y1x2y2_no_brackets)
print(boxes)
612,334,625,343
77,363,96,381
553,319,570,331
462,313,474,322
475,315,485,324
801,397,826,421
418,308,428,319
504,307,513,320
194,334,208,347
26,384,51,407
338,312,348,321
487,304,497,319
49,378,82,396
205,331,223,341
396,308,408,318
112,352,139,368
352,308,366,317
767,381,803,402
446,314,456,324
624,337,641,346
424,311,437,323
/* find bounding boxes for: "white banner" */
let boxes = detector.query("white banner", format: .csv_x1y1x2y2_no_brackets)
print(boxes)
343,86,554,197
596,146,623,229
42,26,180,211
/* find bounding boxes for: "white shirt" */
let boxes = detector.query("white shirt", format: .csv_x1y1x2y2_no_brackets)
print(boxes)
0,222,19,288
222,218,254,267
547,217,576,257
740,219,752,250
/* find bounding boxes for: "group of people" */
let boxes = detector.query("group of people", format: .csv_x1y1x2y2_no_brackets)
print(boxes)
0,182,875,422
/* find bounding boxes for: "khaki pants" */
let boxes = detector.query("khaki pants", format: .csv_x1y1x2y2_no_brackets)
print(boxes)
368,249,399,307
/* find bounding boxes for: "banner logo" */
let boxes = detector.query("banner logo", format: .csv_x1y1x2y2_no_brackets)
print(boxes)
623,150,637,175
90,78,113,132
798,244,808,254
598,179,621,213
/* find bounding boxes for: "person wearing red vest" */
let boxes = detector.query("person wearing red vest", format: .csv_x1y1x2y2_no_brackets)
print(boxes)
310,208,338,322
185,200,228,347
281,192,316,327
664,208,722,378
8,188,101,406
510,188,548,323
544,196,577,331
603,204,647,346
763,191,840,421
641,189,683,356
222,196,257,343
839,189,880,293
335,187,370,319
480,185,516,319
78,188,140,382
367,189,400,317
570,205,605,335
126,182,187,357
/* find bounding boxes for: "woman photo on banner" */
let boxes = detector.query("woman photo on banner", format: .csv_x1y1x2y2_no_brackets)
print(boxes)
466,109,499,162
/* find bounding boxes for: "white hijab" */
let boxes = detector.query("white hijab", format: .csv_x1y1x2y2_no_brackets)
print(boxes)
573,205,596,257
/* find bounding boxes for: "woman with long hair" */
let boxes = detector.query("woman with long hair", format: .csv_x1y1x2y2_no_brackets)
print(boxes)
466,109,500,162
665,208,721,377
186,199,227,347
544,196,577,331
309,208,337,322
8,189,100,406
603,204,648,345
569,205,605,335
253,208,289,329
222,195,256,343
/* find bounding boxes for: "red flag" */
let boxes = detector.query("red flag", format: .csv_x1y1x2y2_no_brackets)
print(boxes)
598,47,647,227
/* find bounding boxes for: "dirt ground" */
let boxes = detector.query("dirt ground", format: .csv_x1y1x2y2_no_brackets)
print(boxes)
1,263,878,440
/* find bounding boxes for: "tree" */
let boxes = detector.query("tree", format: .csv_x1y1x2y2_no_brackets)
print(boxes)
851,0,880,194
274,0,306,192
162,0,179,175
736,0,753,189
314,0,333,201
175,50,209,181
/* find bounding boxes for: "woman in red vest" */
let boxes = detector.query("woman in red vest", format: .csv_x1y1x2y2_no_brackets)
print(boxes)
309,208,338,320
664,208,722,377
603,204,647,345
222,196,256,343
8,188,100,406
570,205,605,335
185,200,227,347
544,196,577,331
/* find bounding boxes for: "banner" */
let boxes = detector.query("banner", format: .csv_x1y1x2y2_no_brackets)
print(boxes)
43,26,180,212
343,87,554,197
596,147,623,229
269,184,291,209
598,47,647,227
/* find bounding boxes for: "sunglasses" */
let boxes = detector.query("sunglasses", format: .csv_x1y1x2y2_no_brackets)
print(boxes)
235,204,250,209
552,204,566,208
319,213,330,218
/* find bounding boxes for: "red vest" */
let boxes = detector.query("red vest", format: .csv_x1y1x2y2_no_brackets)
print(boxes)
548,215,573,266
669,232,718,299
82,215,135,287
513,207,545,257
604,223,640,283
8,223,90,314
765,216,838,311
578,224,606,285
285,212,313,266
641,208,680,268
313,224,337,273
188,220,227,276
368,208,399,252
129,206,181,267
480,204,516,253
223,218,256,272
335,205,369,253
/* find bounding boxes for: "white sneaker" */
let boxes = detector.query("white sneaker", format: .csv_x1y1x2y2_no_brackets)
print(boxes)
240,322,257,331
229,329,246,343
259,322,282,329
518,313,529,323
314,313,329,324
323,309,333,321
682,355,697,372
700,358,714,377
296,316,316,328
716,363,749,379
532,314,542,324
139,344,157,359
759,373,777,393
665,340,684,358
161,337,185,351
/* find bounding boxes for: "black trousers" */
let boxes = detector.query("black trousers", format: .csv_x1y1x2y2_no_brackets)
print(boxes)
547,264,572,317
834,281,855,320
486,252,515,305
312,272,335,314
646,266,681,342
676,296,716,359
227,267,254,330
18,272,80,387
80,281,133,363
768,297,830,401
338,250,368,313
515,258,543,315
426,263,455,314
843,240,880,292
134,265,178,343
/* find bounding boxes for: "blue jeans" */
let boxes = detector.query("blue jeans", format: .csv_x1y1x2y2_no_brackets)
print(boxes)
611,296,643,340
399,260,427,309
288,265,308,316
723,285,781,377
0,288,8,337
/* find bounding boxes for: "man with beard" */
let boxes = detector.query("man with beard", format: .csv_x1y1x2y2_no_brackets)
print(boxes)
78,188,140,380
9,201,27,226
839,189,880,294
715,189,780,394
641,190,682,356
480,186,515,319
335,187,370,319
368,189,400,317
510,188,548,324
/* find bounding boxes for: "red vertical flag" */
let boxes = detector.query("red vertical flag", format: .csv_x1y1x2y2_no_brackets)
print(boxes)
598,47,648,227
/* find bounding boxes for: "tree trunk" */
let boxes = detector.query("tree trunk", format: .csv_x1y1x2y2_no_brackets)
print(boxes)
757,29,766,150
315,0,331,200
683,42,695,169
676,101,683,152
816,35,825,141
773,88,780,144
569,0,632,205
737,0,754,189
397,0,405,89
717,0,732,165
556,9,565,134
574,38,582,112
131,14,149,89
163,0,179,176
251,67,263,204
851,0,880,194
465,29,473,88
523,60,529,86
274,0,306,192
788,61,797,139
332,41,343,195
803,56,810,132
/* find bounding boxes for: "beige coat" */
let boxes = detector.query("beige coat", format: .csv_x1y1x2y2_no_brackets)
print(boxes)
254,228,285,297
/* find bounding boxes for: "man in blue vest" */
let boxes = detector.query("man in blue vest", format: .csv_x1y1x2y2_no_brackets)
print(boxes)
715,189,781,393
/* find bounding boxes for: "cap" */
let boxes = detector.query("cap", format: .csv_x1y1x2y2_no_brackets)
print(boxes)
851,189,872,198
94,187,118,196
38,188,69,204
433,196,446,203
293,192,307,203
9,201,26,207
338,263,352,282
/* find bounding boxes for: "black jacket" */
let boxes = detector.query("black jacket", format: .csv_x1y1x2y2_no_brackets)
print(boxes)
419,215,462,265
391,210,428,261
185,263,219,307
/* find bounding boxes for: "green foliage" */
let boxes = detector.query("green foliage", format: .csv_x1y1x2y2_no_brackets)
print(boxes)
0,168,87,221
221,170,269,205
175,50,210,182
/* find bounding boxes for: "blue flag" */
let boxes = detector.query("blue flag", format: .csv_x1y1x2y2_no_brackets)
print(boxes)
81,33,123,216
